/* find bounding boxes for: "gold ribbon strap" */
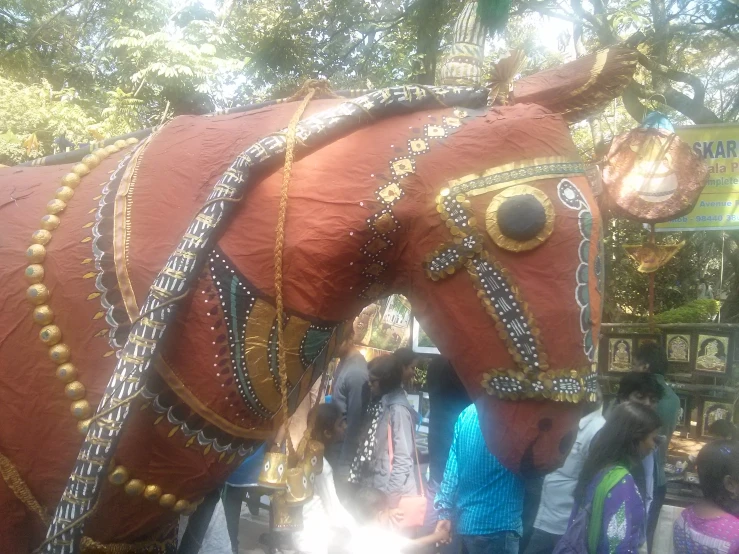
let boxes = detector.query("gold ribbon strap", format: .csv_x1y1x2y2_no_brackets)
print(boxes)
0,452,50,525
80,534,175,553
274,82,324,427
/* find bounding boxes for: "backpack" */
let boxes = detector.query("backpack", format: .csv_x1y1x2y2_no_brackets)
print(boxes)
553,466,629,554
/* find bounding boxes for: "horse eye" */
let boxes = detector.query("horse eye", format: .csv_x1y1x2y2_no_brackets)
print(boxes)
486,185,554,252
497,194,547,241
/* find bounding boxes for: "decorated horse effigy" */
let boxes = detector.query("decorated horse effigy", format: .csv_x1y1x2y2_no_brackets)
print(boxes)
0,1,707,552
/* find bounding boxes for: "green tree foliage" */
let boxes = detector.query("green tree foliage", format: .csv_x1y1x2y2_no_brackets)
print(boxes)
107,20,244,115
0,77,94,164
517,0,739,125
600,217,726,322
653,299,719,324
1,0,736,321
226,0,467,98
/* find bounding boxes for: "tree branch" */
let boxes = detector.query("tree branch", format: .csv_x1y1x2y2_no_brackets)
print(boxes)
668,20,739,45
630,73,722,123
568,0,603,34
15,0,84,50
622,83,648,122
637,51,706,107
725,93,739,122
0,8,22,24
133,76,147,98
511,2,581,24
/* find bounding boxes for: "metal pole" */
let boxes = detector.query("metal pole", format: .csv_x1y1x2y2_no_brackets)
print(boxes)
719,233,725,322
648,225,656,332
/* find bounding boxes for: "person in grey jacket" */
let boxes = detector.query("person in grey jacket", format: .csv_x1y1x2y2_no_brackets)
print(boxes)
331,326,369,483
352,354,419,504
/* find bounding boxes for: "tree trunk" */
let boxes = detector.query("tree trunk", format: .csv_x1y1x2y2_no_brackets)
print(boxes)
720,233,739,322
413,0,445,84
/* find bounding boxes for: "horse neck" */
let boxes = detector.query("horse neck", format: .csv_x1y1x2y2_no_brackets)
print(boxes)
229,169,416,324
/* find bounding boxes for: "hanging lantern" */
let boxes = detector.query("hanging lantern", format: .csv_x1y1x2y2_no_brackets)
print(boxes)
602,111,708,222
304,440,324,475
257,450,289,489
284,467,312,506
272,490,304,531
623,241,685,273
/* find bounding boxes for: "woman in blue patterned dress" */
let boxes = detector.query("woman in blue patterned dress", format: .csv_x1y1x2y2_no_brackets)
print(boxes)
566,402,662,553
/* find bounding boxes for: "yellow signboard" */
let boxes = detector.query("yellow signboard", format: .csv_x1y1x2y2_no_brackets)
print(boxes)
656,124,739,231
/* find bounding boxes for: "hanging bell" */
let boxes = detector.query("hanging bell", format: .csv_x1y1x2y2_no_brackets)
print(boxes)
285,467,312,506
304,440,324,475
272,490,304,531
302,458,315,500
257,450,289,489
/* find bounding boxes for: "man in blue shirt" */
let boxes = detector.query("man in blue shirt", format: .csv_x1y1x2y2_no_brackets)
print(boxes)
423,357,471,546
434,403,524,554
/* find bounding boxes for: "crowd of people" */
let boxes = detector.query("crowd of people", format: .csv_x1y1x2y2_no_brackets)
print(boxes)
324,333,739,554
182,328,739,554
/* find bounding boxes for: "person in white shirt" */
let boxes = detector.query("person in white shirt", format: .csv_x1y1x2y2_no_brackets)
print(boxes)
294,403,357,554
339,487,449,554
524,397,606,553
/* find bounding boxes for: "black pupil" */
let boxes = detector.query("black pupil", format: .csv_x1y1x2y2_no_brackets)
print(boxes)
497,194,546,241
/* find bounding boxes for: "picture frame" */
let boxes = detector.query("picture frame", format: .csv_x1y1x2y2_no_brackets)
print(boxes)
701,399,735,438
636,336,661,349
354,295,412,351
666,334,691,363
695,334,731,375
411,317,441,355
607,337,634,373
603,378,620,396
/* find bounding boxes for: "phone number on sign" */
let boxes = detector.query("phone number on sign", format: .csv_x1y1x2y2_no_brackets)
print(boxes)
695,215,725,222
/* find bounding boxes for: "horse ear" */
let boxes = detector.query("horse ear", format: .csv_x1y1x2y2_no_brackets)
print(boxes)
511,48,638,123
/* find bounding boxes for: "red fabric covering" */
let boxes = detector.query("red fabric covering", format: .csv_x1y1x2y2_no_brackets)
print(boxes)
513,48,637,123
0,100,600,549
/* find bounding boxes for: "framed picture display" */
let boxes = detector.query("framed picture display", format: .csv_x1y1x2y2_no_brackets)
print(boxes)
695,334,731,375
701,399,735,438
410,317,441,355
608,337,633,373
353,295,412,351
666,334,691,363
637,336,660,349
603,378,620,396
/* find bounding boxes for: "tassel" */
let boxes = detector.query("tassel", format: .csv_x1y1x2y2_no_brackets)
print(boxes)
477,0,511,33
487,50,528,104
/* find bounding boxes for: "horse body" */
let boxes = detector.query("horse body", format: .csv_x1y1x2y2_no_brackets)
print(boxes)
0,80,612,551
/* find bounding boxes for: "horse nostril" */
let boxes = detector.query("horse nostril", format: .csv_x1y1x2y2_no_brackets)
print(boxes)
498,195,547,241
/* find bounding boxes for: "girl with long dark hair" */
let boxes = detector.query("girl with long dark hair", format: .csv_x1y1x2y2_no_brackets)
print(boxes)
557,402,661,553
349,353,420,503
673,440,739,552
